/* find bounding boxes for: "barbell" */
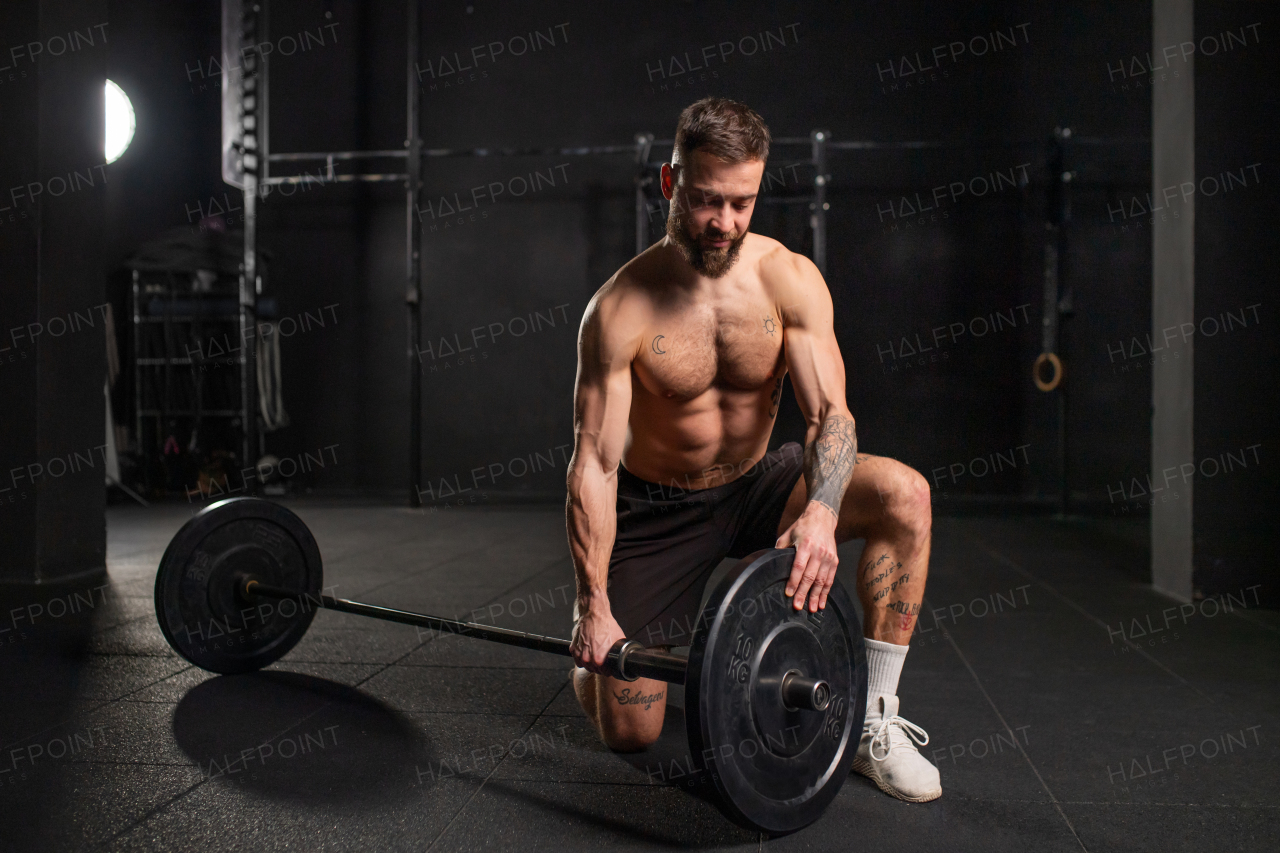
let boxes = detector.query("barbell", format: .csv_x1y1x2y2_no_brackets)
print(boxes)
152,496,868,834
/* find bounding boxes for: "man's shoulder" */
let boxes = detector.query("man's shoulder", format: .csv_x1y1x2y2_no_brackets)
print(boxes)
749,236,826,316
582,255,662,352
750,234,819,282
590,245,669,317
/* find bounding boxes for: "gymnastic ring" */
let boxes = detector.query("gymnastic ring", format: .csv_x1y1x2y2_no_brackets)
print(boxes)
1033,352,1063,392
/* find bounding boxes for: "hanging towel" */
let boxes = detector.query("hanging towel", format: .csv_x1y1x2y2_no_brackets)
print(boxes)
256,321,290,432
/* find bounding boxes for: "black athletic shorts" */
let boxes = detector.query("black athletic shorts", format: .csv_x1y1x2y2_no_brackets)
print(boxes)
598,442,805,648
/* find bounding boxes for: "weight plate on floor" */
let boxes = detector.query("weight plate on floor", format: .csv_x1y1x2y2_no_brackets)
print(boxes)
154,497,323,674
685,548,866,835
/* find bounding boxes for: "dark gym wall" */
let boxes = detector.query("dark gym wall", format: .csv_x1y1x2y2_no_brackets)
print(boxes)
96,0,1276,598
353,0,1157,506
102,0,1156,500
1193,1,1277,601
253,1,368,490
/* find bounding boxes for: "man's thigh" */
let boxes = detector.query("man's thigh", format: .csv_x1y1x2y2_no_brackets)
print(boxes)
776,453,918,543
589,671,670,740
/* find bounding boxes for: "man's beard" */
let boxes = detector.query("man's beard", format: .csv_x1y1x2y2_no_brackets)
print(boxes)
666,204,747,279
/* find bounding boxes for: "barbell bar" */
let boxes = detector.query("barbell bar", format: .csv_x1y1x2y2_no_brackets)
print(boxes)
237,577,830,710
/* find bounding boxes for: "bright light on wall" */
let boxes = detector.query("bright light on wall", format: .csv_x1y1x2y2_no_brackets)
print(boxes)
105,79,135,164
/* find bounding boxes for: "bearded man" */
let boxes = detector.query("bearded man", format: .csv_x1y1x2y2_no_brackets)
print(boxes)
565,97,940,803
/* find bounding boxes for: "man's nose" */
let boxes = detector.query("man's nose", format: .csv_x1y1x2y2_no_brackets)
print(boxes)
711,203,734,232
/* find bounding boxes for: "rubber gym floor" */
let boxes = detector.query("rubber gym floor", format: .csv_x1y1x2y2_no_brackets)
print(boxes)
1,500,1275,852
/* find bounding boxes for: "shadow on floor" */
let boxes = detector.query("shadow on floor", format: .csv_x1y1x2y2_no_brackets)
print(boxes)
173,671,432,806
610,701,727,810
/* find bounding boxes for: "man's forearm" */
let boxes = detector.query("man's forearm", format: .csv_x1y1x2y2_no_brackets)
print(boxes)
565,465,618,612
803,412,857,518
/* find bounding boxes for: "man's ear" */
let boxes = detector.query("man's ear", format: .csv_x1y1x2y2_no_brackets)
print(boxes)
659,163,676,201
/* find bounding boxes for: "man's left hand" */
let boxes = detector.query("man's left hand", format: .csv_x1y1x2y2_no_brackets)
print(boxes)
776,501,840,611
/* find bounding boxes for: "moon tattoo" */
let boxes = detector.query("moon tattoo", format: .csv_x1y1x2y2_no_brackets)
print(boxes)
651,335,666,355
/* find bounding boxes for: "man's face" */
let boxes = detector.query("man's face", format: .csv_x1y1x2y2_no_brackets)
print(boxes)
661,149,764,278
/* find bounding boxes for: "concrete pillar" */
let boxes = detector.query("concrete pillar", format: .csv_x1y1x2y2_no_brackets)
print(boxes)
1151,0,1195,600
0,0,109,585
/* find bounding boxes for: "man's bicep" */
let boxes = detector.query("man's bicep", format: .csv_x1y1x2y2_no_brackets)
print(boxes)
572,307,635,474
573,362,632,472
780,262,848,423
785,329,848,424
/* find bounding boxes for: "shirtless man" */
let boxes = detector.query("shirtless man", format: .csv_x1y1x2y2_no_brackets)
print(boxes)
565,97,940,803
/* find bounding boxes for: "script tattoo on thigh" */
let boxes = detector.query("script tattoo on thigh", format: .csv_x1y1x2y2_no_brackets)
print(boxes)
805,415,857,517
612,687,664,711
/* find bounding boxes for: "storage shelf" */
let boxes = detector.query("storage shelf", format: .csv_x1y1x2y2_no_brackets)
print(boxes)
130,269,258,493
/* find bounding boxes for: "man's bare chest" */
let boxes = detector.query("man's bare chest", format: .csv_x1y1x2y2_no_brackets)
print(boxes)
633,303,784,400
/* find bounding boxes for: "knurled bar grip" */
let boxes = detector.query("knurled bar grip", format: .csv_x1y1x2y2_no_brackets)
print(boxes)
242,579,686,684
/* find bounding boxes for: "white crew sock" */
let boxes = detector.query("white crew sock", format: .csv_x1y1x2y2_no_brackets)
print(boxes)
864,637,909,716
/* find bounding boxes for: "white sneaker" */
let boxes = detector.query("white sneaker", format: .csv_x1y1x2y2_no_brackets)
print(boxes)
852,695,942,803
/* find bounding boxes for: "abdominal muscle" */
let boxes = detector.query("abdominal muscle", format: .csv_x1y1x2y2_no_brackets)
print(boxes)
622,382,777,490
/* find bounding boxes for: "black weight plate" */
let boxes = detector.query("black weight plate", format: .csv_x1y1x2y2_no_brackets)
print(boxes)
686,548,867,835
154,497,323,674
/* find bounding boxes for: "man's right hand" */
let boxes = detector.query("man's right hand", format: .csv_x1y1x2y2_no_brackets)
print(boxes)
570,605,628,675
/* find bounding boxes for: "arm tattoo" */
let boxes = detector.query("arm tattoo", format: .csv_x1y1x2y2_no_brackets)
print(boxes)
804,414,857,517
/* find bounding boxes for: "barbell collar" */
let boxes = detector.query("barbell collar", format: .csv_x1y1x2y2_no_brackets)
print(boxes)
608,639,688,684
608,639,641,682
780,669,832,712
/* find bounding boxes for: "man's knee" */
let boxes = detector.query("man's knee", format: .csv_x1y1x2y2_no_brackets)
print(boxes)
601,721,663,753
598,700,665,752
881,466,932,538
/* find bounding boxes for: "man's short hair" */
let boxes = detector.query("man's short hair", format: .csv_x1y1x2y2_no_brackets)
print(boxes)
672,97,771,172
